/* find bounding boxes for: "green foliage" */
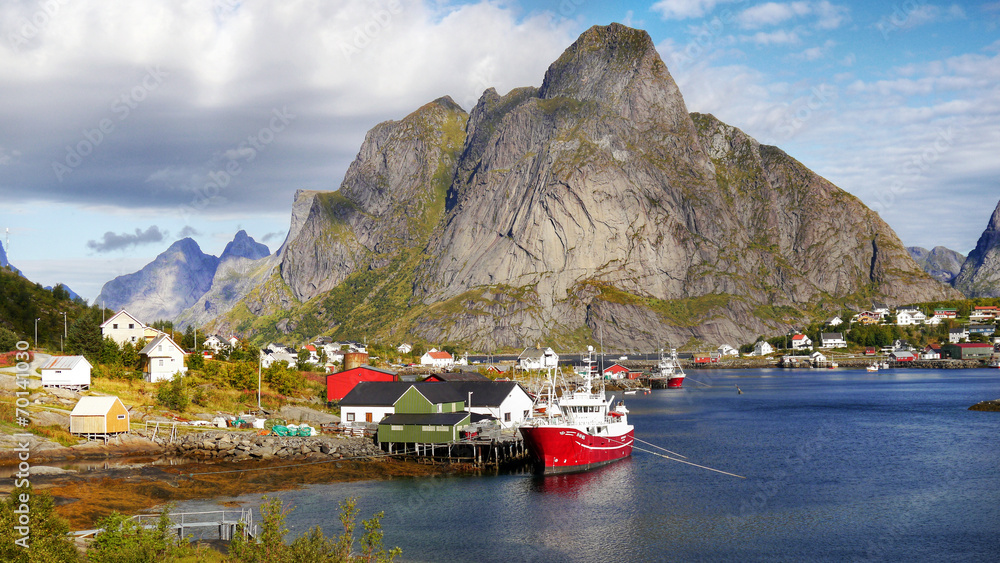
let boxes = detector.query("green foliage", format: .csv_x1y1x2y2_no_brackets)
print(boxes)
156,373,189,411
228,496,400,563
87,504,190,562
264,362,303,396
67,306,106,362
98,337,122,366
186,352,205,371
120,341,140,370
0,327,20,353
228,361,256,390
847,324,901,348
0,485,81,563
296,349,311,371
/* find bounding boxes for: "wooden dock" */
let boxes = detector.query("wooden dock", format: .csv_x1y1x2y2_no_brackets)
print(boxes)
73,508,257,542
382,435,531,470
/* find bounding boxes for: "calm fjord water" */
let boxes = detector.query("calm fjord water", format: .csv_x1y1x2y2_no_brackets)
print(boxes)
180,369,1000,562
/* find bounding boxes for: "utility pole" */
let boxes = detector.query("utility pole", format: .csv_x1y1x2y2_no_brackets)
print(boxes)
258,349,262,413
34,318,40,349
61,312,67,352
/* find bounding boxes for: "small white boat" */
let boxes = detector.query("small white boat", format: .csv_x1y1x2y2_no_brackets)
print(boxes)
866,364,879,373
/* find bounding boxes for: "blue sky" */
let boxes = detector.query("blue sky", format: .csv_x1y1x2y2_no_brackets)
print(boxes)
1,0,998,300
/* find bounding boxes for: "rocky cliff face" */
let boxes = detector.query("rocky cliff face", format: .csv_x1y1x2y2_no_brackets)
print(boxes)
278,97,468,303
208,23,958,349
953,200,1000,297
96,238,220,322
908,246,965,285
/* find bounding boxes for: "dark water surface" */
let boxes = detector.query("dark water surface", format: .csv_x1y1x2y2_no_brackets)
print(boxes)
177,369,1000,562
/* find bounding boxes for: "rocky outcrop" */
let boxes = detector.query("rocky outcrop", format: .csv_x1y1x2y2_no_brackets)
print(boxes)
96,238,220,323
209,23,958,349
278,97,468,303
954,200,1000,297
908,246,966,285
158,431,382,462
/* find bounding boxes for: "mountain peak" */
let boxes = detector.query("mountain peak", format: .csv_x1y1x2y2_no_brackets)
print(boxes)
538,23,689,127
953,198,1000,296
220,230,270,262
989,199,1000,232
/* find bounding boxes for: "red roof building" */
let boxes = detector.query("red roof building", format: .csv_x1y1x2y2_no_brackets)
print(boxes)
603,363,630,377
326,365,397,402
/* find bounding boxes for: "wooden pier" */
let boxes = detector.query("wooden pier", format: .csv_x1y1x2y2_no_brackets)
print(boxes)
73,509,257,542
382,435,531,470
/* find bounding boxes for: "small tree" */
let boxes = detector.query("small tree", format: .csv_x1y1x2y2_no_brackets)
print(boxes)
0,485,80,562
120,341,140,370
156,373,189,411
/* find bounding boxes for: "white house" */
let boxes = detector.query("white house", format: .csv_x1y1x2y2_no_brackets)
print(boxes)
872,303,891,318
140,334,188,383
396,343,413,354
203,335,227,353
40,356,92,390
717,344,739,357
790,334,812,349
820,333,847,349
517,346,559,370
100,310,147,347
920,346,941,360
462,381,533,429
896,308,927,326
810,351,827,364
227,335,240,348
752,341,774,356
924,316,943,326
949,328,969,344
825,316,843,327
420,348,455,368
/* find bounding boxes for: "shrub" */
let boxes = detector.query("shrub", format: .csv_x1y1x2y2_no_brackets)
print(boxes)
156,373,189,412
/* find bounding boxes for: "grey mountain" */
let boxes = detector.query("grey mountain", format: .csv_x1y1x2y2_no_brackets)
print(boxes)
205,23,959,349
953,199,1000,297
96,238,220,322
220,230,270,262
907,246,966,285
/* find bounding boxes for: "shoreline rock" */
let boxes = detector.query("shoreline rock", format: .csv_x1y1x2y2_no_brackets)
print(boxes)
969,399,1000,411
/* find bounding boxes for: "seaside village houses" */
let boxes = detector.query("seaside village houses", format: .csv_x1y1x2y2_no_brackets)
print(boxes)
100,309,187,382
420,348,455,369
517,345,560,370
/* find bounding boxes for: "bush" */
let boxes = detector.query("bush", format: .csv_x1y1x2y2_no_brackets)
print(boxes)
0,327,21,353
0,486,80,562
228,496,400,563
87,505,192,562
156,373,189,412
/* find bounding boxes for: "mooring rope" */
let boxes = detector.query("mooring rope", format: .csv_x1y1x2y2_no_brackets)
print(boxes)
632,437,688,458
633,446,746,479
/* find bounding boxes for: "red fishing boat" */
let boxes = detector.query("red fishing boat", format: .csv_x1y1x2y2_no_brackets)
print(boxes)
519,347,633,474
658,348,686,388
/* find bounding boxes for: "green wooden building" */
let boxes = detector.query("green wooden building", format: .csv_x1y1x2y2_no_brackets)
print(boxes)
377,383,470,444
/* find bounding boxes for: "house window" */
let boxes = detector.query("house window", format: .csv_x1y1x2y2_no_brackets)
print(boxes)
158,345,162,352
158,359,164,367
131,336,136,342
365,413,373,423
391,425,403,431
128,324,134,329
346,413,355,422
112,324,118,329
504,412,511,422
117,414,126,420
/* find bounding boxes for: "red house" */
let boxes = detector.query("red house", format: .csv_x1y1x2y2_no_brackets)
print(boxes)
326,365,397,402
603,363,630,378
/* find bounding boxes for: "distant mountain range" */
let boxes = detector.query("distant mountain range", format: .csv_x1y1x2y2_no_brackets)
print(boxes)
95,230,270,324
100,24,1000,348
907,246,966,285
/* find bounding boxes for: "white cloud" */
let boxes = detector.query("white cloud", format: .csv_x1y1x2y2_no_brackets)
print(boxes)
741,29,801,45
651,0,737,20
735,1,848,30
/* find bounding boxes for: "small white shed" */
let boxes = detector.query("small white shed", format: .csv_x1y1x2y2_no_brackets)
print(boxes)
40,356,92,390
